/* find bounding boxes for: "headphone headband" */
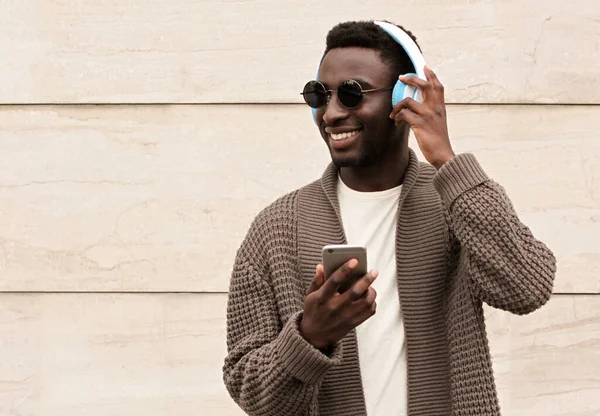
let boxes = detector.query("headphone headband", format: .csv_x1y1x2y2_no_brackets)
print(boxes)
372,20,426,82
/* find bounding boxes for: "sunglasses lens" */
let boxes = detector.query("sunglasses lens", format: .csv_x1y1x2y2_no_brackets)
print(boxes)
302,81,327,108
338,80,363,108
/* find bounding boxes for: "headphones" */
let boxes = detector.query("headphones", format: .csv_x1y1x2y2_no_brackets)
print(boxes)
311,20,427,123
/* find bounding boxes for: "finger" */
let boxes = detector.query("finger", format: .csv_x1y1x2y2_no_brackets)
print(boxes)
390,97,427,119
352,290,377,326
320,258,359,298
306,264,325,295
337,269,378,306
398,73,432,93
364,286,377,308
393,107,421,128
424,65,444,92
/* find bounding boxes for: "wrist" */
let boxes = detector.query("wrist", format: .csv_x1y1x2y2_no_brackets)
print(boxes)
299,318,330,351
278,311,342,384
318,344,335,357
431,152,455,170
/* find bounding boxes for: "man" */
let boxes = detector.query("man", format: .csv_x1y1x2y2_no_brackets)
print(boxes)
222,20,556,416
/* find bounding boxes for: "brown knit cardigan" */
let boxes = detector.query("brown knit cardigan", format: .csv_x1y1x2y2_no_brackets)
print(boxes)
223,150,556,416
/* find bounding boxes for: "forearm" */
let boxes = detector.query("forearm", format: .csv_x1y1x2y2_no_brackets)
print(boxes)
224,234,343,415
224,310,341,415
434,154,557,314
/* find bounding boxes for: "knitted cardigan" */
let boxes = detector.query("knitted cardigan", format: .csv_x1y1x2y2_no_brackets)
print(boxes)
223,150,556,416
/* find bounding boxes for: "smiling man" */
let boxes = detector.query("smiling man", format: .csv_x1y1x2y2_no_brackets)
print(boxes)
223,20,557,416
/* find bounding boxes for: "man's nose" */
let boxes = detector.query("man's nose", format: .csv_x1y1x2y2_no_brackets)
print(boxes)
322,92,349,125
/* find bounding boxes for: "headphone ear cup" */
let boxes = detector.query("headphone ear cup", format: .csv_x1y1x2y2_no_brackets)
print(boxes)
391,80,407,107
391,72,420,107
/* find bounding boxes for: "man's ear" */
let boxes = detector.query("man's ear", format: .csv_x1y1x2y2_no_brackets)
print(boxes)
393,120,411,142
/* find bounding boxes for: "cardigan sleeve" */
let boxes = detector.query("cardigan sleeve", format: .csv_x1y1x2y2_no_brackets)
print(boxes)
433,153,557,315
222,215,343,415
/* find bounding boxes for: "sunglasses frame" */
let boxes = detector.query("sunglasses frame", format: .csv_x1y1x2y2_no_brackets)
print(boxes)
301,79,394,109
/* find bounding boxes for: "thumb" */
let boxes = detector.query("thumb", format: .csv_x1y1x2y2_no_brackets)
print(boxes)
306,264,325,294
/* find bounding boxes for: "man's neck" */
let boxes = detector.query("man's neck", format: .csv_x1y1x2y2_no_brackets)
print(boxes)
338,147,409,192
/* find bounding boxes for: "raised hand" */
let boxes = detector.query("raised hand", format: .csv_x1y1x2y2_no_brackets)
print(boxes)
300,259,378,350
390,65,455,170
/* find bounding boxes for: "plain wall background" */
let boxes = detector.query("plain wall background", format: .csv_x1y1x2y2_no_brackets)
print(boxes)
0,1,598,415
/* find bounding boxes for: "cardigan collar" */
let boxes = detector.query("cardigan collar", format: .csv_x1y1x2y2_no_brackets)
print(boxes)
319,147,422,223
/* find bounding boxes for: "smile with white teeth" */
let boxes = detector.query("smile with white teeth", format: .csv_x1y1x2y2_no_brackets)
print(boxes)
330,130,360,141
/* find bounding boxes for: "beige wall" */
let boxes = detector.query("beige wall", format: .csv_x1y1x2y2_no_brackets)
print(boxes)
0,1,598,415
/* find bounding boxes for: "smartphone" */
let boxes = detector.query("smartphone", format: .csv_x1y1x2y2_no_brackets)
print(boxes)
322,244,368,293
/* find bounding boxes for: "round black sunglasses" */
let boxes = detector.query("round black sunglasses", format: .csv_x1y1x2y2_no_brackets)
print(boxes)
301,79,394,109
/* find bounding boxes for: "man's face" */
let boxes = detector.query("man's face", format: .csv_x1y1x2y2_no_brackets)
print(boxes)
314,47,404,167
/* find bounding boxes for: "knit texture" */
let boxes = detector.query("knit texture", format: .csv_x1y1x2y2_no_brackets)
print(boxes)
223,149,556,416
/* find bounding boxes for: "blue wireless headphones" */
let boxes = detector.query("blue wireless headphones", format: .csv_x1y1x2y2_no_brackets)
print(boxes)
311,20,427,123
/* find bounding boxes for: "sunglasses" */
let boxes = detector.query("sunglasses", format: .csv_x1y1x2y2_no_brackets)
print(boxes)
301,79,394,109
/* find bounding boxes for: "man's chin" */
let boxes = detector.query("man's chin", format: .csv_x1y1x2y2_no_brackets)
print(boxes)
330,151,359,167
330,152,373,168
327,141,376,167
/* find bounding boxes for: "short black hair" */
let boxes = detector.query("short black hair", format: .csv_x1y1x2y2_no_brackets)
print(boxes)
322,20,421,82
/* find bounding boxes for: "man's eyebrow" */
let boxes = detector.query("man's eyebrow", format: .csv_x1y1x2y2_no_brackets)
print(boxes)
354,78,375,88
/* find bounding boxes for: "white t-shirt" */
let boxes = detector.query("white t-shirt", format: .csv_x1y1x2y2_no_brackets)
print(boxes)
337,174,407,416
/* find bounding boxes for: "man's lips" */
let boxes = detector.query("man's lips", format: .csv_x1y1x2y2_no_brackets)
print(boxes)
325,126,362,139
327,129,362,150
324,126,362,134
329,129,361,141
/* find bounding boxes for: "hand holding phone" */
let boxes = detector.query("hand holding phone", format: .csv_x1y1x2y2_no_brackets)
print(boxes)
299,245,378,351
322,244,368,293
